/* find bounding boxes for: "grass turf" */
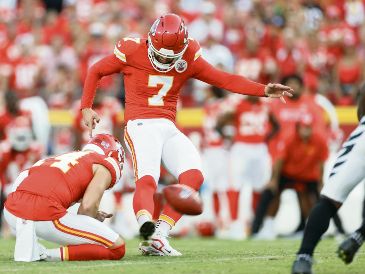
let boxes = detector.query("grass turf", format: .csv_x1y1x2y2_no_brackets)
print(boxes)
0,237,364,274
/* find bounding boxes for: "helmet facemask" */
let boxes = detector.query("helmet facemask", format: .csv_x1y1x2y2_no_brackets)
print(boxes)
147,36,187,72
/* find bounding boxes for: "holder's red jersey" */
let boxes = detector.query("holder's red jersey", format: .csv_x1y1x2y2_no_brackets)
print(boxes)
5,151,121,221
81,37,266,122
233,98,270,143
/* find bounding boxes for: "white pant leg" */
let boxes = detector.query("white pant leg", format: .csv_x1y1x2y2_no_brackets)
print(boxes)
202,147,228,192
322,120,365,203
246,143,271,192
229,143,271,191
161,124,202,179
124,119,166,183
4,209,119,247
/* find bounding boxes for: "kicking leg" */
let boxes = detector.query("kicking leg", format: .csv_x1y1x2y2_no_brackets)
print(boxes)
142,128,203,256
124,121,164,240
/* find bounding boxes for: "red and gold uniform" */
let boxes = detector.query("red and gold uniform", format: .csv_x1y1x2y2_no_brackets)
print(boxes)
81,38,266,122
80,33,268,232
230,98,272,192
5,150,121,220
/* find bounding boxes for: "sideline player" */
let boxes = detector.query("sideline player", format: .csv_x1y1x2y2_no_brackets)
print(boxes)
217,95,279,239
4,134,125,261
291,83,365,274
80,13,293,256
252,115,328,237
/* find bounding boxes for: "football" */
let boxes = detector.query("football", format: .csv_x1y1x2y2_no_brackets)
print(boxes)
163,184,203,215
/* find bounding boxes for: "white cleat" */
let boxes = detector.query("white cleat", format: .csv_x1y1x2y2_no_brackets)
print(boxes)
139,232,182,256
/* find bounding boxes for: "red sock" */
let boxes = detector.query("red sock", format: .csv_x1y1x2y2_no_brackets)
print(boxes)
252,191,261,213
133,175,156,219
213,192,220,217
153,192,164,220
227,189,240,221
160,169,204,226
63,244,125,261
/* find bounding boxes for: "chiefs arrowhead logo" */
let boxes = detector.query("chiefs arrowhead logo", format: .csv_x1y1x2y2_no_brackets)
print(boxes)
175,59,187,73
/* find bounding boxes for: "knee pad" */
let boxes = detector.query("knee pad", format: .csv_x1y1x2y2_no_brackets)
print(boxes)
110,243,126,260
178,169,204,191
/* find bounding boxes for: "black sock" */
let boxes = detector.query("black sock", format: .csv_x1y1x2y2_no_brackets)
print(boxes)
332,213,346,234
297,197,338,256
356,218,365,237
251,189,274,234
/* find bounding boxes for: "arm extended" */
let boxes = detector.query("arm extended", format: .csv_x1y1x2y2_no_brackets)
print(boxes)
81,55,124,109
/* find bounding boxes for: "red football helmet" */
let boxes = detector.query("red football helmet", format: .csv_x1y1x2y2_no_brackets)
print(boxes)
148,13,189,72
83,133,124,169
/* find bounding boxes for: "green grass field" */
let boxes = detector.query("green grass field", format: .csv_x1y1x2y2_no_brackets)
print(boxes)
0,237,364,274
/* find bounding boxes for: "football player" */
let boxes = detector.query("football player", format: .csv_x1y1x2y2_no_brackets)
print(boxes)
291,83,365,274
217,95,279,239
4,134,125,262
80,13,293,256
252,114,329,239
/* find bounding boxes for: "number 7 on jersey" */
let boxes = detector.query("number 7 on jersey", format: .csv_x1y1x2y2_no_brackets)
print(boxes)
148,75,173,106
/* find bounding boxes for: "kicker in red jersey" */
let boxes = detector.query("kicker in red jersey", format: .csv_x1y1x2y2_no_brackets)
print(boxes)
81,37,266,122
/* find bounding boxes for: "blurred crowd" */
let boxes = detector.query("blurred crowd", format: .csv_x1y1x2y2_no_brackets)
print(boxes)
0,0,365,239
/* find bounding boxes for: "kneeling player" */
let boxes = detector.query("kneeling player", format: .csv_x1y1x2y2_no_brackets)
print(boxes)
292,84,365,274
4,134,125,262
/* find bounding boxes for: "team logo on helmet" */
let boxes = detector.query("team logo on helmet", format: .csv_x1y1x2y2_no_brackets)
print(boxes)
175,59,187,73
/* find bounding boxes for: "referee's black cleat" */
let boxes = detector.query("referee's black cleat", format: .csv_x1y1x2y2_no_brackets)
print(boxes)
291,254,313,274
139,221,156,240
337,232,363,264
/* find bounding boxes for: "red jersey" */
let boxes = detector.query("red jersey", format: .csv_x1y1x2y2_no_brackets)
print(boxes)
277,132,328,181
5,151,122,221
234,99,270,144
202,98,227,147
81,37,266,122
269,95,326,159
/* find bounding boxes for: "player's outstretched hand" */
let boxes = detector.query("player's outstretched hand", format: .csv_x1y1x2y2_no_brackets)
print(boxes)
264,83,294,103
95,211,113,222
81,108,100,137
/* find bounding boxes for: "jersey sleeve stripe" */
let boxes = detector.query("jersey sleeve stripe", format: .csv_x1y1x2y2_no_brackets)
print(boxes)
124,128,138,181
114,46,126,62
52,220,114,247
194,48,202,61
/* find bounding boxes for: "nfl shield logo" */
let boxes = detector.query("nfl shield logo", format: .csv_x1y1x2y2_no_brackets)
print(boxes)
175,59,187,73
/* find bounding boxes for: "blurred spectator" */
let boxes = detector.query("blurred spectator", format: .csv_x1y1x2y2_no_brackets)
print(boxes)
334,35,364,105
235,35,277,83
188,1,223,43
0,91,31,141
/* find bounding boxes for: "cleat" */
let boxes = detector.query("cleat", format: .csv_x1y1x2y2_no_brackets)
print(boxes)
139,221,155,240
337,232,363,264
291,254,313,274
139,232,182,256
